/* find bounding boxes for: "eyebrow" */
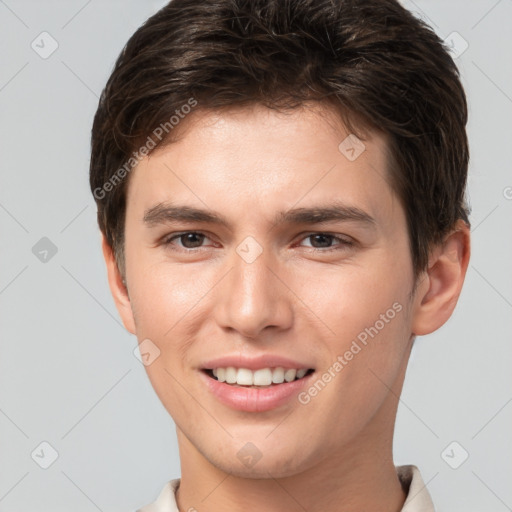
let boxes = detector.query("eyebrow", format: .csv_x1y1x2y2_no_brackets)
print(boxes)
143,201,376,229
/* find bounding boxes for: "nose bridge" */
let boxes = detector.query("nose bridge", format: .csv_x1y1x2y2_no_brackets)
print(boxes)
214,238,292,337
234,244,270,299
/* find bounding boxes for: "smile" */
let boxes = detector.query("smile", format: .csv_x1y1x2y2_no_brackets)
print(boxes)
205,367,314,387
200,367,316,412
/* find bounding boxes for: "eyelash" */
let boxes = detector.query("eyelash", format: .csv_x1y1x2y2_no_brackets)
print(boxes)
161,231,354,253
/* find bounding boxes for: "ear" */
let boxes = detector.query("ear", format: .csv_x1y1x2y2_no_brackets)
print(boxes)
411,220,471,335
101,233,136,334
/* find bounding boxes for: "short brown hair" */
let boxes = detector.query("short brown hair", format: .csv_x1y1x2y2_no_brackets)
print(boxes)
89,0,470,278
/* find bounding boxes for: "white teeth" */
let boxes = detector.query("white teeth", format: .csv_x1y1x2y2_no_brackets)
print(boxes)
209,366,311,386
253,368,272,386
236,368,254,385
284,369,297,382
296,368,307,379
225,366,237,384
272,367,285,384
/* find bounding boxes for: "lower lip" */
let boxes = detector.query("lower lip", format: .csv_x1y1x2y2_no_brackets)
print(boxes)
200,370,314,412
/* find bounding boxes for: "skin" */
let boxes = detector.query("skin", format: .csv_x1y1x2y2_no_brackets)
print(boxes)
102,102,470,512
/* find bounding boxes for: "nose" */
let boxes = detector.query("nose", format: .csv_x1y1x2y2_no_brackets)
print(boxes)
213,244,294,339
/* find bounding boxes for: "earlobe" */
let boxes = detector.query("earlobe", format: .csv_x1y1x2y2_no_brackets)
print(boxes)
100,233,136,335
411,221,471,336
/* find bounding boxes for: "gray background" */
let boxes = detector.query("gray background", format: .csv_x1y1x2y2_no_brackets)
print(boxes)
0,1,511,511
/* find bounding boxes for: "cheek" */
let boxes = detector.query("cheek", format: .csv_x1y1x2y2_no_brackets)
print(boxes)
296,292,411,448
126,257,220,399
299,258,410,342
127,254,209,335
301,256,413,398
128,262,209,421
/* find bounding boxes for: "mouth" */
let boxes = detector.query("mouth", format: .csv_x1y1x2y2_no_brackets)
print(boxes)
202,367,315,388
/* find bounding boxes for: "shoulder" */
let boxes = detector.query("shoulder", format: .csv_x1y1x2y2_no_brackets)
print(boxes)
136,478,181,512
396,465,436,512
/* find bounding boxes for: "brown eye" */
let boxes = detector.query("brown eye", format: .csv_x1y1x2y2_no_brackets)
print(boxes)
308,234,335,248
164,232,210,250
300,233,354,250
178,233,206,248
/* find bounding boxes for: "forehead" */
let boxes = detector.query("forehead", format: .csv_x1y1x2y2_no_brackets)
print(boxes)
125,103,401,232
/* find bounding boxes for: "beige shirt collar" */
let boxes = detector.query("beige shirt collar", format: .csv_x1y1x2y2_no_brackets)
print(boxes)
138,464,434,512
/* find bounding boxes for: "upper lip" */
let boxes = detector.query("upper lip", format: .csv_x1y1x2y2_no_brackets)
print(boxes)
200,354,315,371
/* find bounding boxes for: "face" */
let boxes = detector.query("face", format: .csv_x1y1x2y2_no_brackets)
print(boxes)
116,103,425,477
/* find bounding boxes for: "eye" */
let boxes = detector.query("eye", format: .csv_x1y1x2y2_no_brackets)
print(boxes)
161,231,354,253
163,231,214,250
298,233,354,251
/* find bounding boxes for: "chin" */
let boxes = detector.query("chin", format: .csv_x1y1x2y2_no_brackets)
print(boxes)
209,445,316,479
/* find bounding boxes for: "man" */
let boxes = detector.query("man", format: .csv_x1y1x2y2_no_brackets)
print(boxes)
89,0,471,510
